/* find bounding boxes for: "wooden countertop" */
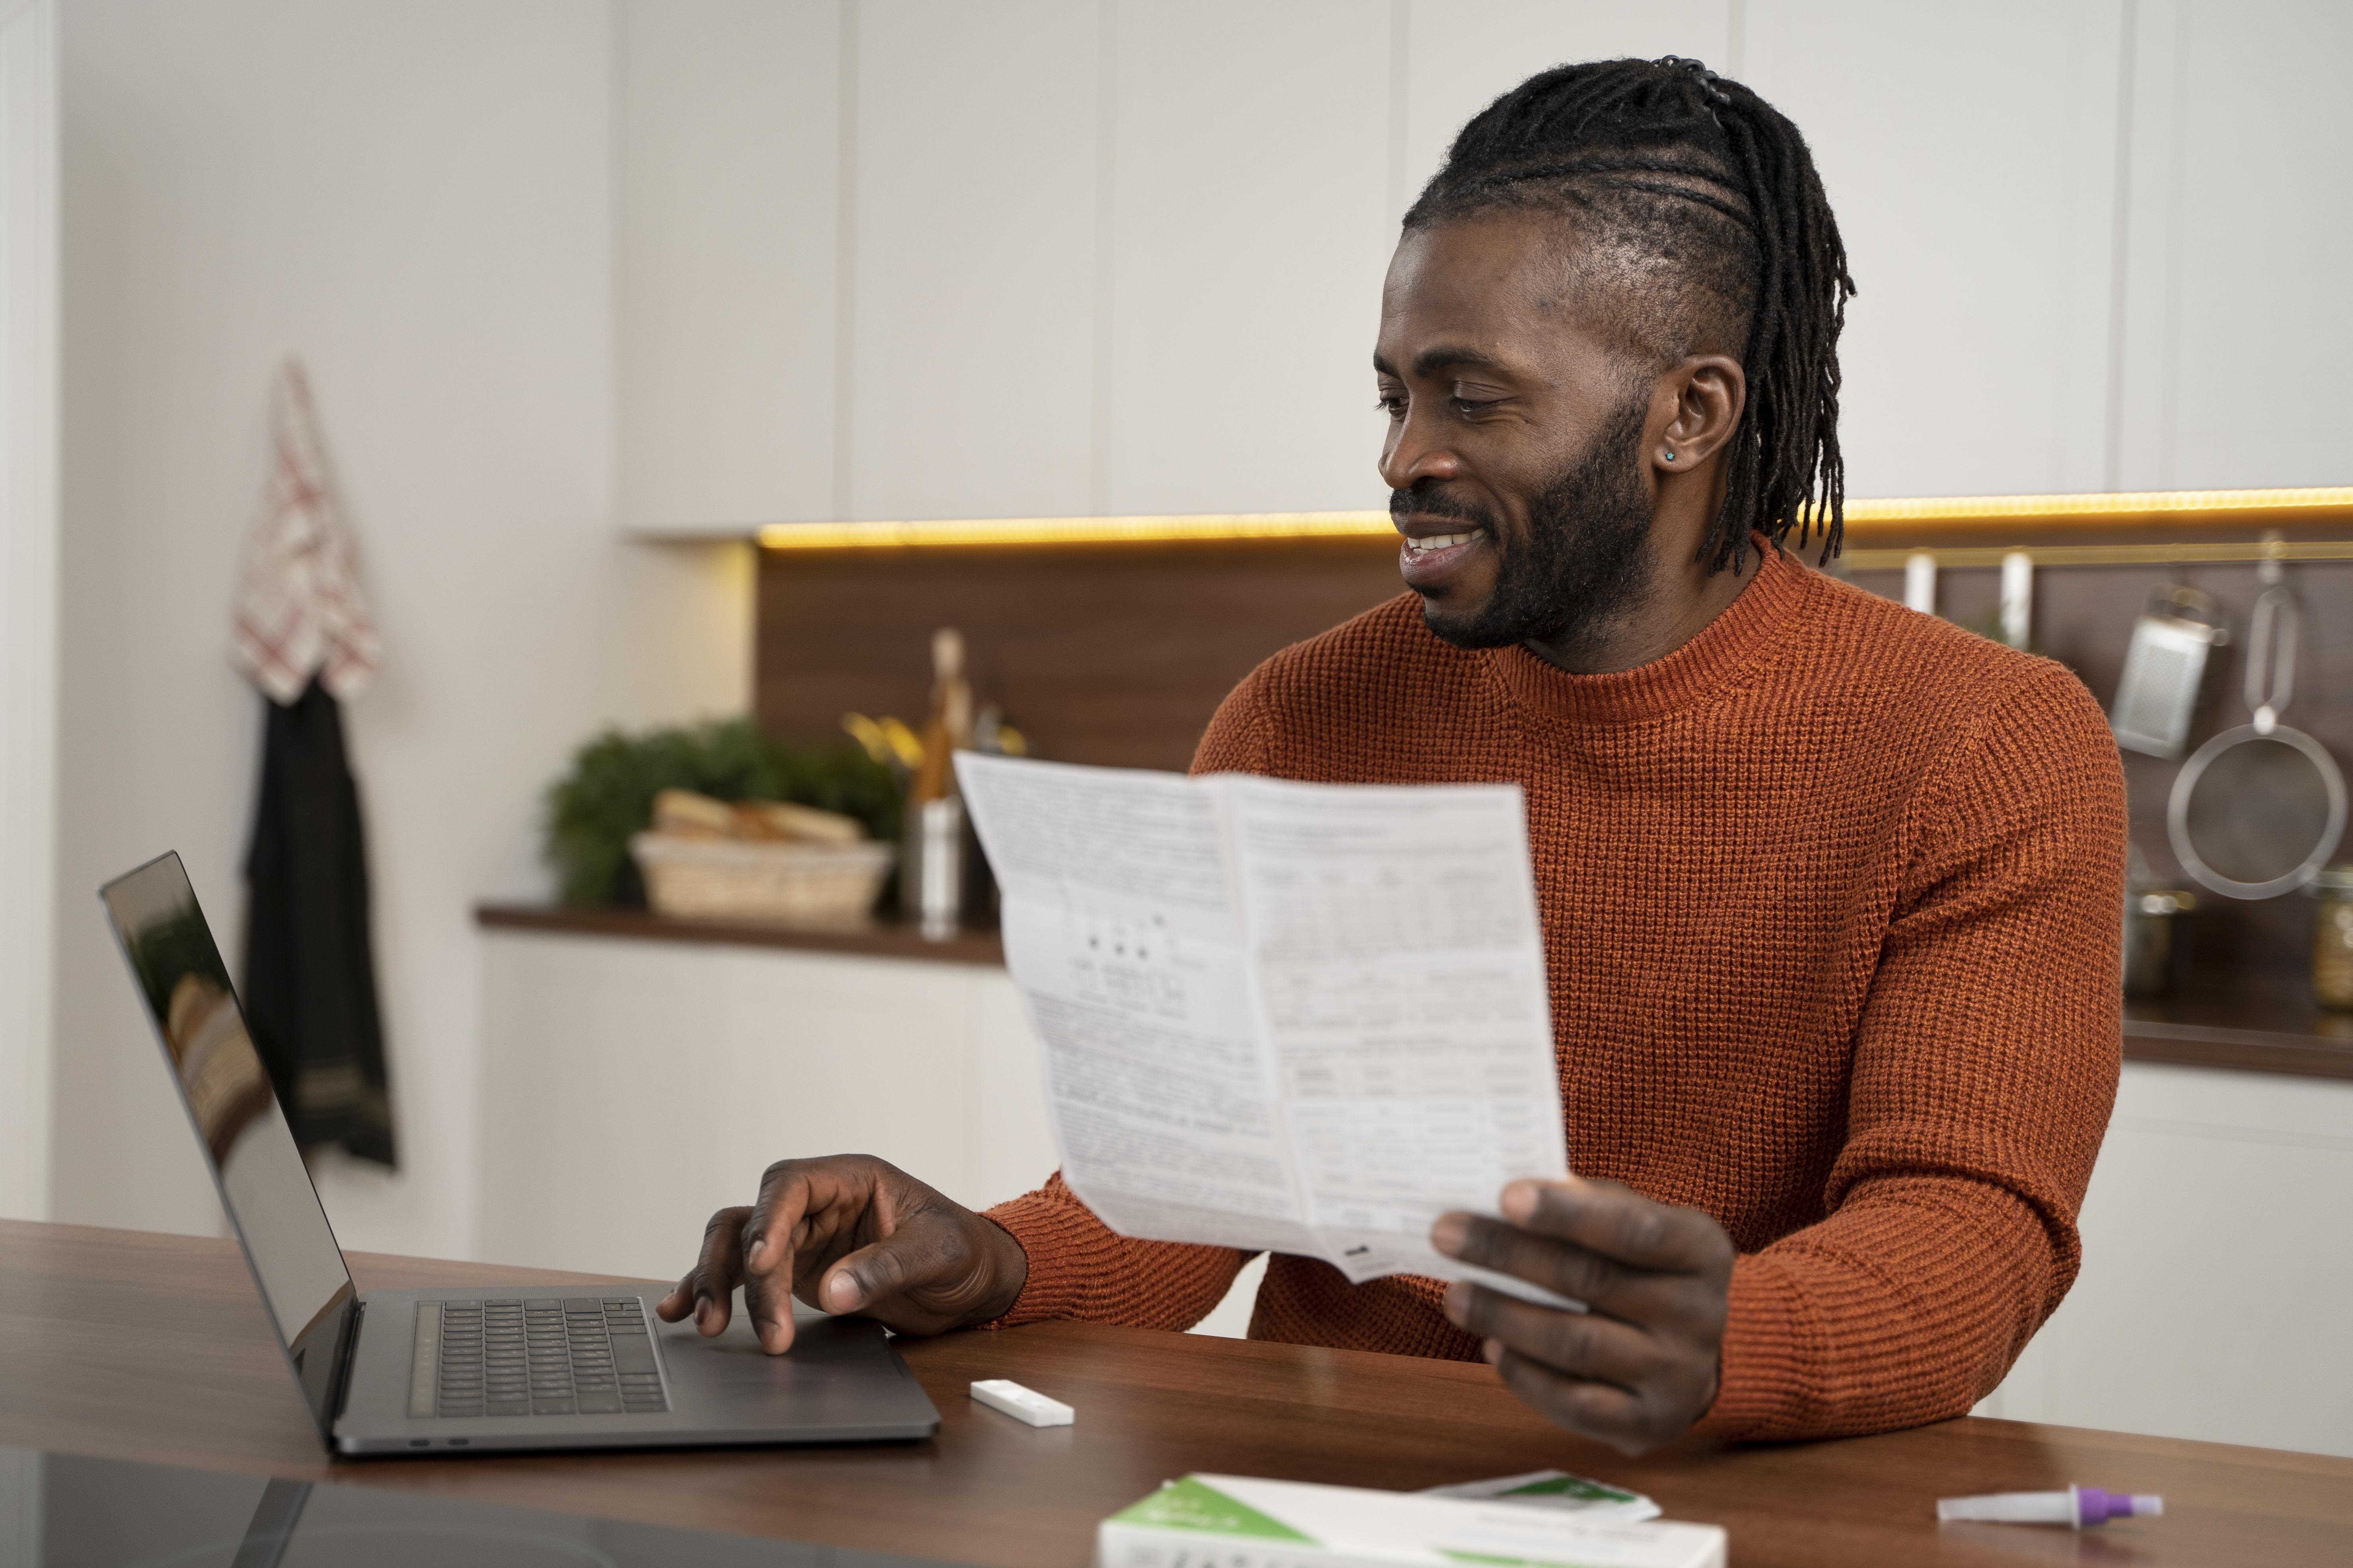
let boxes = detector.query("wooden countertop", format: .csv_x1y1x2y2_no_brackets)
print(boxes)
7,1220,2351,1566
2124,987,2353,1081
476,901,1006,966
476,903,2353,1080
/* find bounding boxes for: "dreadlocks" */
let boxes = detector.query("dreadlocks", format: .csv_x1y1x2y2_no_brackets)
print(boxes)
1403,57,1854,573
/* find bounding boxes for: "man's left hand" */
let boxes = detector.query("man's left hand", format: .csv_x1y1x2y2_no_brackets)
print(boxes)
1431,1176,1734,1455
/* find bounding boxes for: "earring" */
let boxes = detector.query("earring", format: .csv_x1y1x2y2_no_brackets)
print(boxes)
1663,449,1677,461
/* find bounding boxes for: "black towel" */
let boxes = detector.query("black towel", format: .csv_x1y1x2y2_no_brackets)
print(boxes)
241,676,396,1165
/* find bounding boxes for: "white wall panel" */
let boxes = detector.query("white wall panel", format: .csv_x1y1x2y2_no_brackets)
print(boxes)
1744,0,2124,498
1101,0,1395,517
618,0,841,533
848,0,1099,521
2112,0,2353,490
52,0,745,1260
1399,1,1731,217
0,0,57,1225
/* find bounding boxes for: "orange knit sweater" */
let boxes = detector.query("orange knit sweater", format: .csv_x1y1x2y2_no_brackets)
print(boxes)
984,548,2126,1442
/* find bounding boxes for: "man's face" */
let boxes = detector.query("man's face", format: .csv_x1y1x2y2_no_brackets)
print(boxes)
1375,216,1658,650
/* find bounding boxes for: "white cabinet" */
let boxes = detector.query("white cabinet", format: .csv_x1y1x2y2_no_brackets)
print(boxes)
847,0,1101,522
477,928,1264,1338
616,4,2353,524
477,931,1058,1281
613,2,1754,528
2112,0,2353,490
482,934,2353,1433
1975,1062,2353,1458
616,0,843,532
1744,0,2126,498
1095,0,1394,517
1397,2,1733,204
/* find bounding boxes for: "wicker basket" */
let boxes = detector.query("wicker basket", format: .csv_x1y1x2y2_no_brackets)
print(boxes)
630,832,896,925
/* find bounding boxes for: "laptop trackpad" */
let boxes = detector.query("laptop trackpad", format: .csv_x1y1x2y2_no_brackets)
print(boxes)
656,1299,926,1402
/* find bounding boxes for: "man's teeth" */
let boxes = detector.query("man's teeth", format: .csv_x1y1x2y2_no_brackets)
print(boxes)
1407,531,1479,554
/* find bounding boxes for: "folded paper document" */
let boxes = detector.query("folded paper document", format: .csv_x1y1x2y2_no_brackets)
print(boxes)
1098,1475,1726,1568
1423,1469,1661,1520
956,755,1572,1305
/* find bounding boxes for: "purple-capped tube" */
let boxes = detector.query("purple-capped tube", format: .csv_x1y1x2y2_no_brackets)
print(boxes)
1936,1485,2164,1528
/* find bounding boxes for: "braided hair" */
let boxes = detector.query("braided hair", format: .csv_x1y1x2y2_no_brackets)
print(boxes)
1404,58,1855,572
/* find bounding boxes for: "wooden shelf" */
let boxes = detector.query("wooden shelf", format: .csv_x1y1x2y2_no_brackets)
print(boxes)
2125,989,2353,1081
474,902,1006,967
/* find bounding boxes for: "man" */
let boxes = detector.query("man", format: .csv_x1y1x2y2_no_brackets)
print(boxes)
658,57,2123,1453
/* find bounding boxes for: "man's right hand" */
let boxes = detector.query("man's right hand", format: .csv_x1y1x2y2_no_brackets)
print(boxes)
654,1154,1029,1355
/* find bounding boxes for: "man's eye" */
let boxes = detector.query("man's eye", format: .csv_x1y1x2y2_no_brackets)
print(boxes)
1451,397,1500,418
1376,394,1408,418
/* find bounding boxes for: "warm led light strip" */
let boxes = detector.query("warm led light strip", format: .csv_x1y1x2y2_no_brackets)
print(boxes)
1839,485,2353,532
754,486,2353,551
756,511,1391,549
1841,539,2353,572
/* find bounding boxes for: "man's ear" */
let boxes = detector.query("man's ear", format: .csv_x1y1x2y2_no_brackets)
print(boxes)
1649,356,1746,472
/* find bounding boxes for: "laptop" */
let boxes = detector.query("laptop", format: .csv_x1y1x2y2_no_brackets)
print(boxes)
99,850,940,1456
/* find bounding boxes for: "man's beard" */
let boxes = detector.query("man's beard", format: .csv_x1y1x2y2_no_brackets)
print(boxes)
1399,398,1655,652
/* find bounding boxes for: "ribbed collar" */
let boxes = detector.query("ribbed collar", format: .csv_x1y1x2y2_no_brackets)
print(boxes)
1483,541,1807,726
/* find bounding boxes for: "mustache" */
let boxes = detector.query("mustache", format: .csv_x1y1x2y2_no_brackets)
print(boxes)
1389,488,1499,530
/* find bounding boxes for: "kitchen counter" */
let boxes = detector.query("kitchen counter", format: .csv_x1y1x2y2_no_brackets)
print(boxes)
471,904,2353,1452
476,904,2353,1081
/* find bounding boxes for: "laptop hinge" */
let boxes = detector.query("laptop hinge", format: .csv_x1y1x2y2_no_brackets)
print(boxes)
328,1297,365,1426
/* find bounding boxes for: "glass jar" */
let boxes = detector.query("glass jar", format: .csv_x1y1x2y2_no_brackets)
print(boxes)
2123,889,2193,999
2316,866,2353,1012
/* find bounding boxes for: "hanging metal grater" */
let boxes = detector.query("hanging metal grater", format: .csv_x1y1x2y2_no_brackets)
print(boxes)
2110,584,2228,759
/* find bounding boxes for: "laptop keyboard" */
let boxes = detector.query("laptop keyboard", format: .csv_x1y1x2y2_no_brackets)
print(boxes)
412,1297,670,1418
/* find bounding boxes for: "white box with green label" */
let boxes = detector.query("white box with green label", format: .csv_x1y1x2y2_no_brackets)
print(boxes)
1098,1474,1726,1568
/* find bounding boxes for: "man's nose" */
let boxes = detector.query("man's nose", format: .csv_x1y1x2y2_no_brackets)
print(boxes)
1378,407,1462,493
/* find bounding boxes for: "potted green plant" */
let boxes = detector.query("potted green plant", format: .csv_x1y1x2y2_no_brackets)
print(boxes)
543,718,899,908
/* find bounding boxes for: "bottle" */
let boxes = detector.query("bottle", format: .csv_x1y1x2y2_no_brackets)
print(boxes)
902,629,973,941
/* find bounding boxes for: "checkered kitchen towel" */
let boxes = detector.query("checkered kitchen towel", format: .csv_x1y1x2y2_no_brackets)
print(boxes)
229,358,397,1166
230,359,384,703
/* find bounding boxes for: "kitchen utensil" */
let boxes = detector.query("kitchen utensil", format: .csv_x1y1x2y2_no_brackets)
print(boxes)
2111,583,2228,758
2167,577,2347,900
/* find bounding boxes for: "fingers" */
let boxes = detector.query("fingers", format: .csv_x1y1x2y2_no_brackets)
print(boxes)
1429,1182,1732,1454
653,1206,752,1337
1432,1212,1655,1320
1442,1280,1658,1389
816,1214,975,1324
1442,1272,1725,1454
1486,1343,1661,1456
665,1154,1030,1357
1499,1178,1733,1276
741,1163,828,1354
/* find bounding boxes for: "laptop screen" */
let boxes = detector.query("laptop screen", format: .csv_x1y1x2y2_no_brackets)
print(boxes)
99,852,357,1439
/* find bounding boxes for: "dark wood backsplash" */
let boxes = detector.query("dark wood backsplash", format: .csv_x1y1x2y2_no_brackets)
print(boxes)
756,537,1408,770
758,540,2352,998
1844,558,2353,997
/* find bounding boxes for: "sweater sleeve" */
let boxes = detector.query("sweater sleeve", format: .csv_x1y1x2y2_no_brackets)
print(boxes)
1696,660,2127,1442
979,668,1280,1328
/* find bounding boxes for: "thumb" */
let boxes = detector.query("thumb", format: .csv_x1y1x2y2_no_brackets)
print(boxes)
815,1209,999,1332
820,1227,946,1314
